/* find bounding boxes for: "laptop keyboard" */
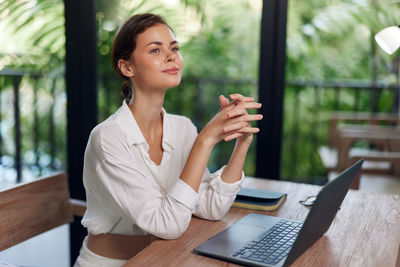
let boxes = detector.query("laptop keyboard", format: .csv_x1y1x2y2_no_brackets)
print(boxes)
232,220,303,265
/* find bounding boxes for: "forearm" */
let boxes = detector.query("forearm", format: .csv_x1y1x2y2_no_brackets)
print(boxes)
180,95,259,190
221,140,251,183
179,132,214,192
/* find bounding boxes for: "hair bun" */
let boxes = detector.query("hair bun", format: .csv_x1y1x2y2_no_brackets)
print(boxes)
121,80,132,102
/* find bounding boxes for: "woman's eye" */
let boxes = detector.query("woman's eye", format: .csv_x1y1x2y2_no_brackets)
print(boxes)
150,48,160,54
171,47,179,52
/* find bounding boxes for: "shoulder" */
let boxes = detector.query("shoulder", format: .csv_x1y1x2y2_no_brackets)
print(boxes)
90,114,120,141
86,113,128,159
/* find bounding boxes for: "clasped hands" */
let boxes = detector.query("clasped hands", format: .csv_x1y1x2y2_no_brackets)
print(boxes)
200,94,263,146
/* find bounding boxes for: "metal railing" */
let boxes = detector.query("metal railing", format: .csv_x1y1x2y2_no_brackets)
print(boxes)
0,69,65,183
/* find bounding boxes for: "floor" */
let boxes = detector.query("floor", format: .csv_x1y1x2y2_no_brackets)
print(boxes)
0,225,70,267
0,174,399,267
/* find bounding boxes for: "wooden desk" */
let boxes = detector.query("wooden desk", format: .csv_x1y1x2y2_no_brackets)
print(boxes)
125,178,400,267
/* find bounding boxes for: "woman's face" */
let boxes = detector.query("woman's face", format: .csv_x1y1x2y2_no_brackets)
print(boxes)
129,23,183,91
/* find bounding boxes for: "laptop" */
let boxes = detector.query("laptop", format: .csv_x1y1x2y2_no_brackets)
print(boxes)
194,159,364,267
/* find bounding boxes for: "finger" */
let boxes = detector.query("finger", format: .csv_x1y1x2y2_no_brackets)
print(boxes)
229,94,255,103
218,96,235,112
219,95,230,108
240,102,262,109
223,122,259,134
223,114,263,133
223,121,250,134
224,127,260,141
226,103,262,118
225,107,247,118
241,127,260,133
244,114,263,122
224,132,245,141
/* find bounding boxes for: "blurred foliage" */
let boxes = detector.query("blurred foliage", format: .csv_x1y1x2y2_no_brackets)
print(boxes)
0,0,64,72
286,0,400,83
94,0,261,174
1,0,400,182
95,0,260,118
0,0,261,179
283,0,400,181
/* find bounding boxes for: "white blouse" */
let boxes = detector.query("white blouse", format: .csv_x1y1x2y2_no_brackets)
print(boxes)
81,101,243,239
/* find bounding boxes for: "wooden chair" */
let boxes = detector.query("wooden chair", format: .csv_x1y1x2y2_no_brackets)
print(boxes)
319,112,400,189
327,112,399,148
0,172,86,255
319,112,399,173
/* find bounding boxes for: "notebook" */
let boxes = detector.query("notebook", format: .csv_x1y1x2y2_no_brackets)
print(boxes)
233,187,287,211
194,159,364,267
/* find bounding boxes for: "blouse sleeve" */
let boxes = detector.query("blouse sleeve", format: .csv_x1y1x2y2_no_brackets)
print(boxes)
86,125,199,240
183,120,244,220
193,166,243,220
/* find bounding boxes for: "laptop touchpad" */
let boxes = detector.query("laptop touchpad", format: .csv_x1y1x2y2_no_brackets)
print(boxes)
222,223,266,244
195,223,266,255
199,223,266,255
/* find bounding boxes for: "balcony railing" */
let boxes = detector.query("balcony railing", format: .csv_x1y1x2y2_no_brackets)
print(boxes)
1,69,398,184
0,69,66,183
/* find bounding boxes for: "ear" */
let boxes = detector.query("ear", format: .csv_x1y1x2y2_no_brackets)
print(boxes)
118,59,135,78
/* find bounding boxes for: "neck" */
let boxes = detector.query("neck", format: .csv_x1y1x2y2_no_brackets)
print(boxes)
128,88,165,143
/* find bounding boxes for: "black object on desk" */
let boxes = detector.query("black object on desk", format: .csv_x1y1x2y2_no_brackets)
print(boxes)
233,187,287,211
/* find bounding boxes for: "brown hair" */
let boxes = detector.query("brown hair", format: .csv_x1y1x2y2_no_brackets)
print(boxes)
111,13,170,102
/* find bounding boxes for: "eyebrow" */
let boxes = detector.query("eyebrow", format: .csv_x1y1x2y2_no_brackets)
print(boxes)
146,40,178,47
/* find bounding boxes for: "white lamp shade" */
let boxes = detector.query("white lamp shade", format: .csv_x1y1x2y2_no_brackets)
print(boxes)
375,25,400,55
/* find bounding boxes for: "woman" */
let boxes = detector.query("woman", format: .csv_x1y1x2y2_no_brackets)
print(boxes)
74,13,262,266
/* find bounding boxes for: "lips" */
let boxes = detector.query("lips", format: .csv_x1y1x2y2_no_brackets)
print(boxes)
162,67,179,74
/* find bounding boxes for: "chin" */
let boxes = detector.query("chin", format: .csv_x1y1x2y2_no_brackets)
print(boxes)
165,78,182,88
146,76,182,90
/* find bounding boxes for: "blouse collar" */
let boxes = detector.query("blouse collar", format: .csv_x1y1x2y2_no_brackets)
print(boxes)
116,101,174,152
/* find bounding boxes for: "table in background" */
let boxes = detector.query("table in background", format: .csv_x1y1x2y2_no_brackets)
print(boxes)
126,177,400,266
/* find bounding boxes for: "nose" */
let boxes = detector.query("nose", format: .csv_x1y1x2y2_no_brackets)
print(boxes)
165,52,176,63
